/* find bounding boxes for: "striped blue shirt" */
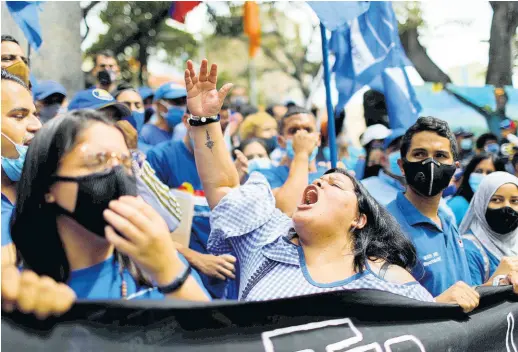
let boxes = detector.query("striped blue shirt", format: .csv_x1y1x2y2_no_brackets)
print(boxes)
208,173,434,302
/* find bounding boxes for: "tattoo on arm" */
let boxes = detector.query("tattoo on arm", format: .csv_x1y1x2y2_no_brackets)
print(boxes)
205,130,215,152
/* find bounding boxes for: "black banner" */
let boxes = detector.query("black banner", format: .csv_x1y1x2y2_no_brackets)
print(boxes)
2,286,518,352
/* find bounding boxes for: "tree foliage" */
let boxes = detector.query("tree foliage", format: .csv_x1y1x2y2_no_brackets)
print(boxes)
85,1,197,85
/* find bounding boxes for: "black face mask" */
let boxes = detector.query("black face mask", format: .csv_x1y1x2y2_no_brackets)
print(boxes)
485,207,518,235
364,164,383,178
52,166,137,237
402,158,456,197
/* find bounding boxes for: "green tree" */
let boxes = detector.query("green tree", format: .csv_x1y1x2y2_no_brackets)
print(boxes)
85,1,198,85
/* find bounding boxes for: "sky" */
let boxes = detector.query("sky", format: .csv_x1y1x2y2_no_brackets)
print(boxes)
81,1,515,106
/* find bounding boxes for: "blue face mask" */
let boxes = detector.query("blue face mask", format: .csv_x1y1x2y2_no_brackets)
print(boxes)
1,133,28,182
286,139,318,162
261,136,278,153
248,157,272,173
388,151,402,176
161,102,186,129
485,143,500,155
468,172,485,193
460,138,473,151
122,111,145,134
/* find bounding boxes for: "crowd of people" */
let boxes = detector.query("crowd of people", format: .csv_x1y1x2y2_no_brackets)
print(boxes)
1,33,518,321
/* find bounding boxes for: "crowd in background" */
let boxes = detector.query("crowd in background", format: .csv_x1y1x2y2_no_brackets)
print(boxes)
1,34,518,319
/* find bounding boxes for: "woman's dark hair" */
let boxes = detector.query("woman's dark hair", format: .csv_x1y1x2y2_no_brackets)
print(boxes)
400,116,459,161
323,168,417,273
476,133,498,150
11,110,151,286
233,138,268,159
111,82,138,99
455,153,506,202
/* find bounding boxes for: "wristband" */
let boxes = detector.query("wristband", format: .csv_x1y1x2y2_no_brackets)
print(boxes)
157,263,192,294
188,114,220,127
492,274,507,286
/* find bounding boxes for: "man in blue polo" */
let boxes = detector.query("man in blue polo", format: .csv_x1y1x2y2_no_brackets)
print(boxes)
386,116,484,312
139,82,188,147
68,88,131,119
146,115,237,299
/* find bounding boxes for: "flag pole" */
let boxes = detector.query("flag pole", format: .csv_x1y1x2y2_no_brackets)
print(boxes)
319,22,337,168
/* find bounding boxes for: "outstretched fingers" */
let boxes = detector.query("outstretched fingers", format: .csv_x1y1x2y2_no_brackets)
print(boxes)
208,63,218,84
218,83,234,103
199,59,208,82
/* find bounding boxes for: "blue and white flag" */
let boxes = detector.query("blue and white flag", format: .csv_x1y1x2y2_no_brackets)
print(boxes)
6,1,44,51
329,2,421,129
308,1,370,31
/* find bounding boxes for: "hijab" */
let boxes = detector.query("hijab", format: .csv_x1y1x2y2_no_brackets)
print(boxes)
459,171,518,259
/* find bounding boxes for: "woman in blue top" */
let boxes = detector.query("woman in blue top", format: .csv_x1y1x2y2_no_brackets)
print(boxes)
459,172,518,286
184,59,434,302
447,153,505,226
11,110,209,301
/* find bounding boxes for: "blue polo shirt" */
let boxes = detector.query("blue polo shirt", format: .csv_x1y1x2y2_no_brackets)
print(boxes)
139,124,173,147
68,254,210,300
386,192,472,297
256,164,328,189
447,195,470,226
361,170,405,206
1,194,14,246
462,235,500,286
146,140,235,299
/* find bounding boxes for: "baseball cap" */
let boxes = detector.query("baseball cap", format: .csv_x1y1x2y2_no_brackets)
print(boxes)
33,80,67,101
500,119,516,130
68,88,130,118
454,127,474,138
153,82,187,102
139,86,154,100
383,128,406,149
360,124,391,146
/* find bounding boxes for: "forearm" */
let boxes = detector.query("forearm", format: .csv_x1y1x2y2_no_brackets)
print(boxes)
176,245,201,268
273,153,309,216
191,121,240,209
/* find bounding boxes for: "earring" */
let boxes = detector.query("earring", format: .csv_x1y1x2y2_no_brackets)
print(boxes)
44,194,55,203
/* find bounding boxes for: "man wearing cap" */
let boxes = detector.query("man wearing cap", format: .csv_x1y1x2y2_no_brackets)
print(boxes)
454,128,475,167
139,86,155,124
359,124,392,180
68,88,131,120
139,82,188,147
33,80,67,123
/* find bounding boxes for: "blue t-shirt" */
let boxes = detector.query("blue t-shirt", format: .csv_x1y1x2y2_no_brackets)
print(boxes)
146,140,235,299
255,164,328,189
386,192,472,297
447,195,470,226
68,254,210,300
1,194,14,246
139,124,173,147
462,235,500,286
361,170,405,206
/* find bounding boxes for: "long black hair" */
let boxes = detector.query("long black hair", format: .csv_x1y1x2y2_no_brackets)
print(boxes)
455,153,506,202
11,110,150,286
323,168,417,273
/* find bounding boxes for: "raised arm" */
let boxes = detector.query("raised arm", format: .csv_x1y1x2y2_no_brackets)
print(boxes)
184,60,239,210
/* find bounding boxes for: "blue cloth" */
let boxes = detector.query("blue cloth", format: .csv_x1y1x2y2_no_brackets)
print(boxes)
329,2,420,130
255,165,328,189
386,192,472,297
361,170,405,206
68,254,209,300
1,194,14,246
308,1,370,31
208,173,434,302
447,195,470,226
139,124,173,146
146,140,234,299
462,235,499,286
6,1,43,51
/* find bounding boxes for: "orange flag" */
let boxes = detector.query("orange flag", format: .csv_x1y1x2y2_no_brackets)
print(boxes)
243,1,261,58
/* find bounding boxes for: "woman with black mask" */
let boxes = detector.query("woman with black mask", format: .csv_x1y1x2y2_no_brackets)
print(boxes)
11,110,209,301
459,172,518,286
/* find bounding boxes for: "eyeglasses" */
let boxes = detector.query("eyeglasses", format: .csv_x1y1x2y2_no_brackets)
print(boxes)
81,149,134,173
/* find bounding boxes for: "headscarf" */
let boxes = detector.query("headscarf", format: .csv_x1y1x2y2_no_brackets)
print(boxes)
238,112,277,140
458,171,518,259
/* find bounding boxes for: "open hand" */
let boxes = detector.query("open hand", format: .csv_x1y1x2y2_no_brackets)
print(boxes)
185,59,233,117
193,253,236,280
104,196,183,286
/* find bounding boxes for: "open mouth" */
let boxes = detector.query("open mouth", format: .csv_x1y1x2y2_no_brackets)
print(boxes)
302,185,319,206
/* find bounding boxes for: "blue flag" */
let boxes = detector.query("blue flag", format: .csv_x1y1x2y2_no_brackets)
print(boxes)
6,1,43,51
329,2,421,129
308,1,370,31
